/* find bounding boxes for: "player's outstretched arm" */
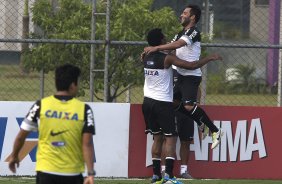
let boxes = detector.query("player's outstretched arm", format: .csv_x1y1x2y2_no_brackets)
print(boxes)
8,129,30,173
165,53,222,69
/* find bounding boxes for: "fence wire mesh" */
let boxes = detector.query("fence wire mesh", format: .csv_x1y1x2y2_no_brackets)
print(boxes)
0,0,281,106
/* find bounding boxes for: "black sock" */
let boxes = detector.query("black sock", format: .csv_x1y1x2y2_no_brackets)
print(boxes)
176,103,219,133
165,157,174,178
152,159,161,177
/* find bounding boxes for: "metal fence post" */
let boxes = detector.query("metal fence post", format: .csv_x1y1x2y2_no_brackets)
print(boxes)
40,69,44,98
278,55,282,106
90,0,97,102
200,0,210,105
104,0,111,102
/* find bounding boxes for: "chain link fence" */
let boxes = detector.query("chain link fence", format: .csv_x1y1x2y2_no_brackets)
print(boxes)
0,0,281,106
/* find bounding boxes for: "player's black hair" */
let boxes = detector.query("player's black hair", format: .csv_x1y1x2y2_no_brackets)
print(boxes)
186,4,201,24
146,28,164,46
55,64,81,91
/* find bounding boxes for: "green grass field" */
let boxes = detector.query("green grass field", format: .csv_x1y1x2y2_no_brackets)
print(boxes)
0,177,282,184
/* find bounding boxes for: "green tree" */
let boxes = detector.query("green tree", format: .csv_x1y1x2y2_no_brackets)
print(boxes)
23,0,181,101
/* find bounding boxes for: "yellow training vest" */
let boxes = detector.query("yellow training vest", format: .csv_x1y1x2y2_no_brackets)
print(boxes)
36,95,85,174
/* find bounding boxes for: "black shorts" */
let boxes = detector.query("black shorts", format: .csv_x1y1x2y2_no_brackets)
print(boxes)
175,111,194,141
142,97,177,136
36,171,84,184
173,73,202,106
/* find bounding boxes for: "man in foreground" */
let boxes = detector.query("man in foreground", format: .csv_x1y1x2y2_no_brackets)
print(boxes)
8,64,96,184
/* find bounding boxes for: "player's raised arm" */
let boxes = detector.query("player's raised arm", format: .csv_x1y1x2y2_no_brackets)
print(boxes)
144,39,186,54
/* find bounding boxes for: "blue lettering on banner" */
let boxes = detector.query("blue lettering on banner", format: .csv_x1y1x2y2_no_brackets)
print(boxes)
0,118,8,160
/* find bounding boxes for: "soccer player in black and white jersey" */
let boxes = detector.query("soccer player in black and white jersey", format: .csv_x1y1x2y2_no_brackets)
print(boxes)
144,4,223,151
142,28,222,183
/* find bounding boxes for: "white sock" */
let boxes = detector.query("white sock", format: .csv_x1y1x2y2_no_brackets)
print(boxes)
180,165,187,174
161,165,166,172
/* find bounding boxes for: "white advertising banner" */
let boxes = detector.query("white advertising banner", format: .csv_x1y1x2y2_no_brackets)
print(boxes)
0,101,35,175
89,103,130,177
0,102,130,177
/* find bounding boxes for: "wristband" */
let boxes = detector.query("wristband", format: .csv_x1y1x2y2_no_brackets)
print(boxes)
88,170,96,176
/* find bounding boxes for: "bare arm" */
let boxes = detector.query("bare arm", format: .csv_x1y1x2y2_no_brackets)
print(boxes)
165,53,222,69
83,133,95,184
8,129,30,173
144,39,186,54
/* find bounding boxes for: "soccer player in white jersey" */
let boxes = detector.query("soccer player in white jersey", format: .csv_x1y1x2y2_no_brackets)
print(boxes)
142,28,222,183
144,4,224,178
144,4,223,151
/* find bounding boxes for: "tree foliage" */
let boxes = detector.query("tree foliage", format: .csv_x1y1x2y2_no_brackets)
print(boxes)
23,0,181,101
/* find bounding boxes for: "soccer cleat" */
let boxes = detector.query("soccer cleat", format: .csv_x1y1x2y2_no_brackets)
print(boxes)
151,175,162,184
211,129,224,149
162,174,183,184
180,171,193,179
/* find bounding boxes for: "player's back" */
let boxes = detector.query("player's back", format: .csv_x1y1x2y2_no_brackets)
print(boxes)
143,52,173,102
36,95,86,174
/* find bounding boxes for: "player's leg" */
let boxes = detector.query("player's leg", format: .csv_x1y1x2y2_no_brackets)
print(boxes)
158,101,182,184
163,135,177,179
142,97,154,134
176,75,223,149
176,111,193,179
151,134,164,181
142,97,163,183
180,76,216,129
195,87,209,139
160,138,166,177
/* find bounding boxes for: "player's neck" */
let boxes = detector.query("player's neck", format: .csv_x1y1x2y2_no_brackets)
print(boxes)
55,91,73,96
184,23,196,31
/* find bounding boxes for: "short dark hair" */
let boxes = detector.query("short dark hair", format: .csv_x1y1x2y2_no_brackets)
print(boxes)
187,4,201,24
55,64,81,91
146,28,164,46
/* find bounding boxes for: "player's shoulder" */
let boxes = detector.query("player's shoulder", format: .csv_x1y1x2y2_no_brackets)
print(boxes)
192,26,201,32
30,99,41,109
41,95,58,104
185,26,201,35
72,98,89,109
84,103,92,111
184,26,201,42
41,95,52,101
145,51,168,60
